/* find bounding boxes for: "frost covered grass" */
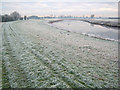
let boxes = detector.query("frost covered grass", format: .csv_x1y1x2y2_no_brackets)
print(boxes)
1,20,118,88
0,24,2,89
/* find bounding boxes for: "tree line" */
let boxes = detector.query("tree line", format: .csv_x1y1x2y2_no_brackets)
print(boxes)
0,11,27,22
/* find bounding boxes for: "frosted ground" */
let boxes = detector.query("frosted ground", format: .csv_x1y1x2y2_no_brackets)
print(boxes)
0,23,2,89
1,20,118,88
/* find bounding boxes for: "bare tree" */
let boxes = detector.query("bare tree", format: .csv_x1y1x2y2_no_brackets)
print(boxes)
2,14,13,22
10,11,21,20
24,16,27,20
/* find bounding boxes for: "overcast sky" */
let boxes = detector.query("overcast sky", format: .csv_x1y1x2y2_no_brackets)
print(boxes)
1,0,119,2
0,0,119,17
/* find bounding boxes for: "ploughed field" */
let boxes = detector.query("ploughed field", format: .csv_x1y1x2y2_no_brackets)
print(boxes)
1,20,118,88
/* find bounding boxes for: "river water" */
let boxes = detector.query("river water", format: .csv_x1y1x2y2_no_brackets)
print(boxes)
51,20,118,41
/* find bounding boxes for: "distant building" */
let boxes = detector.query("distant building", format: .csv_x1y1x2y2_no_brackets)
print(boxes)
28,16,40,19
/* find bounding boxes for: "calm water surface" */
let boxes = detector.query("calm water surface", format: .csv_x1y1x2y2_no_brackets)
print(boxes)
52,20,118,41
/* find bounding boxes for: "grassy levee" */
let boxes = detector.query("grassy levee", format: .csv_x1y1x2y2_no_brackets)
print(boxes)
2,24,11,88
8,23,86,88
2,23,71,88
1,20,118,88
0,23,3,89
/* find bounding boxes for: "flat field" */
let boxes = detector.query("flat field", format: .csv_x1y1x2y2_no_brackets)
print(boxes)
1,20,118,88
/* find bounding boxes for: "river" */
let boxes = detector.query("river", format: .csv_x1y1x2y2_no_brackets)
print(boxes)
50,19,118,41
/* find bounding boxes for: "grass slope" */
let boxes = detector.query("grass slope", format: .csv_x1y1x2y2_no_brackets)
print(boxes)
1,20,118,88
